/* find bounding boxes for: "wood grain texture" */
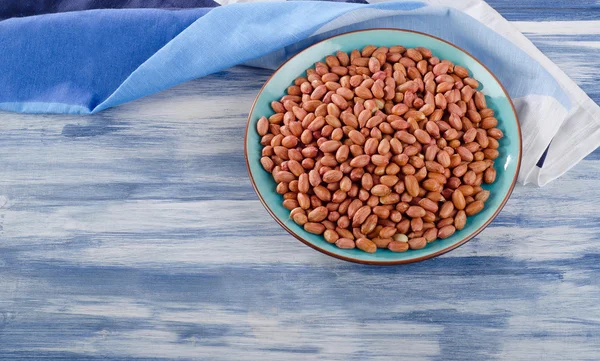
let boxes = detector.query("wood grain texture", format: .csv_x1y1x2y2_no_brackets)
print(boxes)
1,3,600,360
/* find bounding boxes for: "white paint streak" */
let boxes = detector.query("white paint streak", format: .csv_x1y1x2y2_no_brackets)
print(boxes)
41,297,153,319
514,21,600,35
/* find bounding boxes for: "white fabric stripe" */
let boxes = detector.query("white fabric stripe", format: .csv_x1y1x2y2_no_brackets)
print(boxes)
538,97,600,185
512,95,568,185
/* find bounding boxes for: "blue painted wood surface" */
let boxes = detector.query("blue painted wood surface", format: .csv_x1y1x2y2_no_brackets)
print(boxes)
1,2,600,360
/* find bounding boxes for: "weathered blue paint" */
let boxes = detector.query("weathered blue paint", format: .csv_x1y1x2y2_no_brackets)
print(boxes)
486,0,600,21
1,3,600,360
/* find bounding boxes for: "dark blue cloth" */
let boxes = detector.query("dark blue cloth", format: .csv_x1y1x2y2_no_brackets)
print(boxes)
0,1,219,19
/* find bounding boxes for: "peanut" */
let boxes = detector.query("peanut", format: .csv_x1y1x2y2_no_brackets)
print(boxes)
335,238,356,249
424,227,438,243
438,225,456,239
388,240,409,252
356,238,377,253
307,206,328,222
323,229,339,243
408,237,427,250
465,200,485,216
451,189,466,210
454,210,467,230
304,222,326,234
475,190,490,202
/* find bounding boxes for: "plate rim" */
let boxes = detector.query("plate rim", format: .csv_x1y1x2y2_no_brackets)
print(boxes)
244,28,522,265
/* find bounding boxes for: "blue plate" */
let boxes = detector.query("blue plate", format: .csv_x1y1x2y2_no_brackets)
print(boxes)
245,29,521,264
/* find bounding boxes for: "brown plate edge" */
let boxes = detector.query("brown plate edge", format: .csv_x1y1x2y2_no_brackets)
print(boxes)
243,28,523,265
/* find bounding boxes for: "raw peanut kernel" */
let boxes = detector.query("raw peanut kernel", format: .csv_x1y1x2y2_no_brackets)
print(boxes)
308,206,329,222
465,200,485,216
356,238,377,253
323,229,339,243
404,175,420,197
371,184,392,197
438,225,456,239
304,222,326,234
452,189,466,210
256,45,502,253
408,237,427,250
335,238,356,249
406,206,426,218
388,240,409,252
454,210,467,230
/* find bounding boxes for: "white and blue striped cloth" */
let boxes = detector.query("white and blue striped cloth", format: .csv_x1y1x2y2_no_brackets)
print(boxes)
0,0,598,185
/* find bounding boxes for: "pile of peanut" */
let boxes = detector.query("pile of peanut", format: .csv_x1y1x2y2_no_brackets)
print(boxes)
256,45,503,253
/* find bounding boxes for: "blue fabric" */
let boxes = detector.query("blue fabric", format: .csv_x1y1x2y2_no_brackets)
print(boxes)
0,1,570,114
0,8,210,113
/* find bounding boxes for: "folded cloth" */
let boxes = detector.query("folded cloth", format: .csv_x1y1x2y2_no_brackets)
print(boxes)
0,0,598,186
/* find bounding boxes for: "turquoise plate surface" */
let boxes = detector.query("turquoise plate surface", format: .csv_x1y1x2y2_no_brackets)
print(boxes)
245,29,521,265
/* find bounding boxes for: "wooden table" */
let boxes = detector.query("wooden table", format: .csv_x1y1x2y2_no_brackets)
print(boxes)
1,2,599,359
